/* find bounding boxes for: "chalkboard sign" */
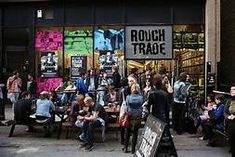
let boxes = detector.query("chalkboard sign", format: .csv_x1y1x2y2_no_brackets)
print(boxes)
134,115,177,157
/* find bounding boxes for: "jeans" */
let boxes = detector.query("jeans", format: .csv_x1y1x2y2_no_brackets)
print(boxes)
82,120,102,145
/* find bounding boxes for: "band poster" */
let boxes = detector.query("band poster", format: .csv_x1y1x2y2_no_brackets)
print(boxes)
71,56,87,78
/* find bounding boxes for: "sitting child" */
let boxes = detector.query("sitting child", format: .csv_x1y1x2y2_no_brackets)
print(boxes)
196,94,215,133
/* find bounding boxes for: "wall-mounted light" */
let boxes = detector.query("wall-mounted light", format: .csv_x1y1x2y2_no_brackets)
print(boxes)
37,9,43,18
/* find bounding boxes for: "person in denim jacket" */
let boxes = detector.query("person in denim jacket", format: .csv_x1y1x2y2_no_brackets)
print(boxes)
125,83,143,154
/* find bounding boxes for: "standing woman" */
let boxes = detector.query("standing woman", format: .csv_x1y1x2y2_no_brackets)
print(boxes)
224,84,235,157
125,83,143,154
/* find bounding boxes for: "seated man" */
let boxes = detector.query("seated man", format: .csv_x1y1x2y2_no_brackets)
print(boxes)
79,96,108,151
35,91,55,137
14,91,35,132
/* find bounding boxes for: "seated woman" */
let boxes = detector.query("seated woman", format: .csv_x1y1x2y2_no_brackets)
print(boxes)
203,94,225,146
197,94,215,136
105,85,119,108
35,91,55,137
62,80,77,105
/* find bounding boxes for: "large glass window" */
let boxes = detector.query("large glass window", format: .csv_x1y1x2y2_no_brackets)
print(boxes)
64,27,93,78
94,26,125,78
173,25,205,99
35,27,63,78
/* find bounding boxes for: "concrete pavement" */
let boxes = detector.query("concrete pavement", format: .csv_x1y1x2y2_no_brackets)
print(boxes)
0,106,231,157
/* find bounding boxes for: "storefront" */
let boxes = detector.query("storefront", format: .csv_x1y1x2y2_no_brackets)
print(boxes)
0,0,205,97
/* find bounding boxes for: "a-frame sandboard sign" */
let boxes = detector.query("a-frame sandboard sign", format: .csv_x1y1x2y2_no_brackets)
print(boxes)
134,114,178,157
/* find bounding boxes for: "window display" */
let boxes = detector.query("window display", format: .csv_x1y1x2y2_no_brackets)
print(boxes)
35,27,63,77
94,26,125,78
64,27,93,77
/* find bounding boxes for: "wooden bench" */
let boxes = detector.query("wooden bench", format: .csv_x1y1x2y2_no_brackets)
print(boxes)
62,121,106,142
8,119,51,137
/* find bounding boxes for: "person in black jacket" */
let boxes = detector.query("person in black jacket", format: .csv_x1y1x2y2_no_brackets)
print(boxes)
85,68,99,98
112,66,121,89
27,73,37,98
147,74,169,122
14,91,35,131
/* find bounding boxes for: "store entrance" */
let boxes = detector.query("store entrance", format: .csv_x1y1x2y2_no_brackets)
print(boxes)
127,60,174,77
3,28,29,90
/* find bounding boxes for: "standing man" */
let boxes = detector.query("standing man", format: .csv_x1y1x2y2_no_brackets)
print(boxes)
112,66,121,89
7,70,22,112
27,73,37,98
172,72,187,135
85,68,99,98
148,74,169,122
76,71,88,96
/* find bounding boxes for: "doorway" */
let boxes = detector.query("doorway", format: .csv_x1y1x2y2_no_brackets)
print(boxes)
3,28,29,90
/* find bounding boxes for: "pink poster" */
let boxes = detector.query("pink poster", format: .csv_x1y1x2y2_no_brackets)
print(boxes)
35,31,63,52
36,77,63,95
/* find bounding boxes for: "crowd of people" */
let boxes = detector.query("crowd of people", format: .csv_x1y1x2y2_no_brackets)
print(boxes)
4,66,235,156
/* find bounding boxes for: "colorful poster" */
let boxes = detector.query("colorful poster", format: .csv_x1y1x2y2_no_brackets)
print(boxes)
64,30,93,55
99,51,118,77
71,56,87,78
36,77,63,95
95,29,124,51
40,52,58,77
35,31,63,52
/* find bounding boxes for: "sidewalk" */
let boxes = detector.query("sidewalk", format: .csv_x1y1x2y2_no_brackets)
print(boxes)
0,105,231,157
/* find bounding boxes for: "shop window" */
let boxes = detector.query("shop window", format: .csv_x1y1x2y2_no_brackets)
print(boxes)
64,27,93,79
173,24,205,100
94,26,125,78
35,27,63,78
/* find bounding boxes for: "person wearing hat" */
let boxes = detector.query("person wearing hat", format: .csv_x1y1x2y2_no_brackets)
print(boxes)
35,91,55,137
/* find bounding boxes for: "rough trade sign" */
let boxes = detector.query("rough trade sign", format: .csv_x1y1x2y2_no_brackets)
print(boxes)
125,26,172,59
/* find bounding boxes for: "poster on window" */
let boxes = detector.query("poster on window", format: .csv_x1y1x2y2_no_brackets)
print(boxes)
71,56,87,78
95,29,124,51
99,51,118,77
125,26,172,59
35,31,63,52
40,52,58,77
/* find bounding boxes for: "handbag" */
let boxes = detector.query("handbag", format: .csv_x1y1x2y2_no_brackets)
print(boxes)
119,113,129,127
119,89,129,127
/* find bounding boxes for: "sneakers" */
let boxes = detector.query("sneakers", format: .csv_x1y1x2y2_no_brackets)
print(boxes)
199,136,208,140
84,144,94,151
79,133,85,142
79,143,87,149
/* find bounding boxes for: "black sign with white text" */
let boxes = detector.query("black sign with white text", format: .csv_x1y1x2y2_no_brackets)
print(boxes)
134,115,177,157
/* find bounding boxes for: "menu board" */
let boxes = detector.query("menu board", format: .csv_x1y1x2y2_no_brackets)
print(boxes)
71,56,87,78
134,115,177,157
